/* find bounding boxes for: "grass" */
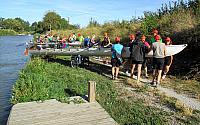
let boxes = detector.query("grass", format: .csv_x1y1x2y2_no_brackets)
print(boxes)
12,56,171,125
11,56,200,124
157,92,200,124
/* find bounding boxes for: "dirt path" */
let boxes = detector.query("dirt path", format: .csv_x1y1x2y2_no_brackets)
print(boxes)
90,59,200,111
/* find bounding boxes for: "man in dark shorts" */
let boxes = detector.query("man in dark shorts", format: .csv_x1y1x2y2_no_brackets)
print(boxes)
151,35,166,87
129,32,146,84
162,37,173,79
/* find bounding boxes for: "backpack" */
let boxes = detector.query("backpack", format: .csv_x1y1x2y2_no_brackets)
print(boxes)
115,51,123,64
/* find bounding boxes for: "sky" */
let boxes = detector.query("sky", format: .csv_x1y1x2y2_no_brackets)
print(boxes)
0,0,176,27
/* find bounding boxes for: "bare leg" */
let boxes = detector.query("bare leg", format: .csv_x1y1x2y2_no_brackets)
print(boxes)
157,70,162,84
152,69,156,83
162,65,170,79
137,64,142,83
131,64,136,78
144,67,148,77
115,67,119,79
112,67,115,79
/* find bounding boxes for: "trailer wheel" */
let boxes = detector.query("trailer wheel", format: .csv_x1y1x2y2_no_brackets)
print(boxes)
71,56,77,68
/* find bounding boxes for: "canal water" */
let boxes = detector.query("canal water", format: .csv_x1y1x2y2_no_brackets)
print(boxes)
0,35,32,125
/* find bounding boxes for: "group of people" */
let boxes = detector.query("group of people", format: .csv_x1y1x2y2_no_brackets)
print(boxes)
111,29,173,87
36,30,173,86
36,32,112,49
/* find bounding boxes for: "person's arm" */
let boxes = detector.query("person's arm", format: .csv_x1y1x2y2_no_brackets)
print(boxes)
169,55,173,67
164,45,166,57
104,37,111,47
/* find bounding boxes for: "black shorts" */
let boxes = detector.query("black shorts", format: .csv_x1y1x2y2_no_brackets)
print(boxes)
132,60,143,64
164,56,171,66
111,58,121,67
153,58,164,70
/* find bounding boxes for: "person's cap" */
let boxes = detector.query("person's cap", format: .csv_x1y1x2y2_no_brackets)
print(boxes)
141,35,146,39
155,35,161,41
129,34,135,39
115,37,120,42
152,29,158,34
78,33,81,36
165,37,171,41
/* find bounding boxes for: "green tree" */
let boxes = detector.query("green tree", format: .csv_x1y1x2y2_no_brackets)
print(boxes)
43,11,62,31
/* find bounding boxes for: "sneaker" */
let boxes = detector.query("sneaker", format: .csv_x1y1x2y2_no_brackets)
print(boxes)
112,75,115,80
152,83,157,87
162,74,166,79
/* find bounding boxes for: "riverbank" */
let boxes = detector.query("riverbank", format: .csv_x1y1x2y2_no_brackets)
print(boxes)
11,56,200,124
0,29,33,36
0,29,17,36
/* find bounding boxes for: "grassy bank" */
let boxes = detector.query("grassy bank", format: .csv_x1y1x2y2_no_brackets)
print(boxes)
12,56,200,124
0,29,17,36
12,57,171,124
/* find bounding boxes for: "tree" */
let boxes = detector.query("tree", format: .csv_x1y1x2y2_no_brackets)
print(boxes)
43,11,62,31
60,18,69,29
87,18,100,28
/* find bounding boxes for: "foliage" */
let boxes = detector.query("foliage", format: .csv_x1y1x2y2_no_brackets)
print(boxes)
12,57,169,124
0,18,29,33
0,29,17,36
43,11,62,31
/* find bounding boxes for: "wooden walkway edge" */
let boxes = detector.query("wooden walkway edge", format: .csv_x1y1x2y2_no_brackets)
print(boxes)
7,98,118,125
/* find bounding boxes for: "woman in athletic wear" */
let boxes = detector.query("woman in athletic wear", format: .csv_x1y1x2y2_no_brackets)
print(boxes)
101,32,111,48
111,37,124,80
141,35,150,78
129,32,146,84
162,37,173,79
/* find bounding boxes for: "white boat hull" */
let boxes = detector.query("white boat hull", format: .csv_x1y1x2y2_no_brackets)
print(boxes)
29,44,187,57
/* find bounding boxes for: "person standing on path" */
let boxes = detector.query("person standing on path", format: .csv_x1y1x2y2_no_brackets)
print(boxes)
124,34,136,75
111,37,124,80
151,35,166,87
129,32,146,83
162,37,173,79
141,35,150,78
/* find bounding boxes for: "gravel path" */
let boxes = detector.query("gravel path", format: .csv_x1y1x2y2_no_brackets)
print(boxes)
91,59,200,111
157,86,200,110
129,73,200,110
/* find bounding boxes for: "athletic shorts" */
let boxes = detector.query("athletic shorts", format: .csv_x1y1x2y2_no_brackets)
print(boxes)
132,60,143,64
153,58,164,70
164,56,171,66
111,58,121,67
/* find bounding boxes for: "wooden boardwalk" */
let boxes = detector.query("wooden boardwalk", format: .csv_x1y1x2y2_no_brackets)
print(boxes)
7,99,118,125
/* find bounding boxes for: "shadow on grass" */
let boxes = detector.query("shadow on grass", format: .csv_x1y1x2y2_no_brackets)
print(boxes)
64,88,82,96
45,57,71,67
45,56,113,79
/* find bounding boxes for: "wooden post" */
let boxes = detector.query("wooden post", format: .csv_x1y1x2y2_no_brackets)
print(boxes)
88,81,96,102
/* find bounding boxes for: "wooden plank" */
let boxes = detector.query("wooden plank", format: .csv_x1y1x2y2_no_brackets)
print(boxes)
7,99,118,125
9,106,105,122
11,102,100,117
